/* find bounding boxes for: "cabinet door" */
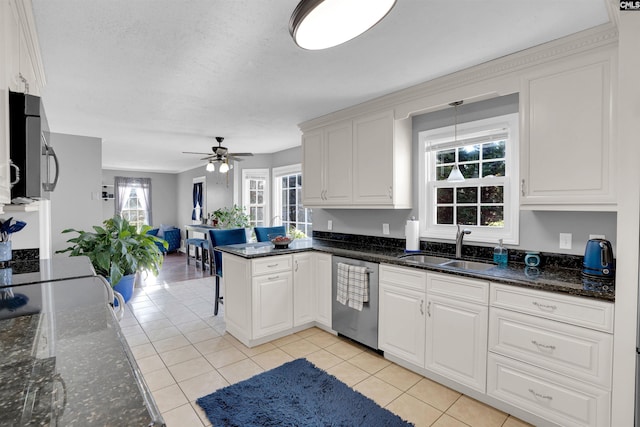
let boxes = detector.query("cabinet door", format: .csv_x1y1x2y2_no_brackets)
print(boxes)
379,282,425,367
314,253,332,328
293,253,314,326
324,121,352,204
425,294,488,392
353,111,394,205
252,271,293,339
302,130,325,205
520,51,615,210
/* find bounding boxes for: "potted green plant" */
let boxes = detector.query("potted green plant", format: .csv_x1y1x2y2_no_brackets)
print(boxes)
56,215,167,303
212,205,250,229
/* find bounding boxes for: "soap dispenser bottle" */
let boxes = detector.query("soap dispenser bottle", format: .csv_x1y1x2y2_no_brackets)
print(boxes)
493,239,508,266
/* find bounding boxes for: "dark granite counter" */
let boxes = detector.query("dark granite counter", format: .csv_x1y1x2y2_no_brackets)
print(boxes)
216,238,614,302
0,272,164,426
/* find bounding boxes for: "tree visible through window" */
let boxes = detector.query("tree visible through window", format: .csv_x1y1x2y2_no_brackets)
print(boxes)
121,187,147,228
114,177,152,228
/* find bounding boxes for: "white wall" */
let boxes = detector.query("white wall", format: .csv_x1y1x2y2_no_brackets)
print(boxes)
49,132,103,255
101,169,178,226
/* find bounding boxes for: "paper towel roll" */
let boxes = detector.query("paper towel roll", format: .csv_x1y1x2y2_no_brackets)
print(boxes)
405,219,420,251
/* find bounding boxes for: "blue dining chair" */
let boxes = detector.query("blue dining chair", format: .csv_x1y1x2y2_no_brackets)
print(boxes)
208,228,248,315
254,226,287,242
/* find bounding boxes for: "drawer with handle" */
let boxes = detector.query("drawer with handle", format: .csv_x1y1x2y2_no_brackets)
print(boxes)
489,307,613,388
488,353,610,427
490,283,614,332
252,255,292,275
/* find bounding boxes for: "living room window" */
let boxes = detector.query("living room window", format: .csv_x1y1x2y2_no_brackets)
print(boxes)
418,113,519,244
273,164,312,237
114,177,152,227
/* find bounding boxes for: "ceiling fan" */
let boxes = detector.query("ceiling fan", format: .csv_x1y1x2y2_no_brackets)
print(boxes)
182,137,253,173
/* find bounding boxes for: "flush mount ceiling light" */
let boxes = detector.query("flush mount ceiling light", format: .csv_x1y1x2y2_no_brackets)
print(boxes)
289,0,397,50
447,101,465,183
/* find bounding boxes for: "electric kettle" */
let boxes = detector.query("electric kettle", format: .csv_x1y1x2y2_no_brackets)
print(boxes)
582,239,615,278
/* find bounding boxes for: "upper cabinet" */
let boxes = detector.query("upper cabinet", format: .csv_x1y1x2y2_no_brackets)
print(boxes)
519,49,616,211
302,120,353,206
302,110,412,209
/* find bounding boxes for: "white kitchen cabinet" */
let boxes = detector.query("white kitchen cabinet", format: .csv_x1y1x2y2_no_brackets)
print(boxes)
301,110,411,209
520,49,616,210
378,264,426,367
425,273,489,393
488,283,614,427
222,253,252,338
301,120,352,206
293,252,314,327
314,252,332,329
252,270,293,339
352,111,412,207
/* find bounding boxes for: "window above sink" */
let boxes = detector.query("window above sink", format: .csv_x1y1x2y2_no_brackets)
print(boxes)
418,111,520,245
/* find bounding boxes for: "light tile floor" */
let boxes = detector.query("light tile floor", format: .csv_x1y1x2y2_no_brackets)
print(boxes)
121,277,534,427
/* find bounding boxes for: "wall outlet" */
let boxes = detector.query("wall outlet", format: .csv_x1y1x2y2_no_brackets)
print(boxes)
382,223,390,235
559,233,572,249
589,234,605,240
327,220,333,231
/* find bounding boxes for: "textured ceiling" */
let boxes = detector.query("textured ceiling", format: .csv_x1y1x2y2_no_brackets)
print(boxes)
31,0,610,173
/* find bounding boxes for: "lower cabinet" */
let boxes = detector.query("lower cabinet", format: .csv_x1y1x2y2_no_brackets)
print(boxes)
425,273,489,393
223,251,332,347
378,265,426,367
252,271,293,339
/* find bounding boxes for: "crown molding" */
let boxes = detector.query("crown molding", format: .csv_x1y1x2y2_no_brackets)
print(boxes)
299,22,618,130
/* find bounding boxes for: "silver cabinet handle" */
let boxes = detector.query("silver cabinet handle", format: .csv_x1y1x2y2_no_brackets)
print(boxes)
9,160,20,187
532,301,557,311
267,275,280,280
420,299,424,315
267,264,278,268
388,186,393,199
528,388,553,401
427,301,431,317
294,260,298,272
521,179,526,197
531,340,556,351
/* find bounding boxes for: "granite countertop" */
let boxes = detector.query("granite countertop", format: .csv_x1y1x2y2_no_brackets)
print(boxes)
0,275,164,426
216,238,615,302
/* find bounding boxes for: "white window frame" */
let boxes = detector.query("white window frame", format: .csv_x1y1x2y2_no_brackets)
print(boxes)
192,176,206,224
242,168,270,227
272,164,312,237
418,113,519,244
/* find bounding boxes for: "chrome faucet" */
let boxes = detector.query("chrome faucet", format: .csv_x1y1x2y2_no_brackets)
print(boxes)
455,225,471,259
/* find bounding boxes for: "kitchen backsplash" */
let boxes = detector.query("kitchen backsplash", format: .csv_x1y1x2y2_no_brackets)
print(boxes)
312,231,585,270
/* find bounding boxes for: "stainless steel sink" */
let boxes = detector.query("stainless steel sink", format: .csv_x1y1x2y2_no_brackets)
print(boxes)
398,254,452,265
440,260,496,271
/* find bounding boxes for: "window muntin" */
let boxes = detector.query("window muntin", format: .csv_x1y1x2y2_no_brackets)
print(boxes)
121,187,147,227
243,170,269,227
419,113,519,244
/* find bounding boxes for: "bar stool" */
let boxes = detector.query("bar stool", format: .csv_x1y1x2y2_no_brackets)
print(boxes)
208,228,247,315
254,226,287,242
185,238,207,269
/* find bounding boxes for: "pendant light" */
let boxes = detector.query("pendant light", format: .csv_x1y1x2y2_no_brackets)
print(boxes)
219,161,230,174
206,161,215,172
447,101,465,183
289,0,397,50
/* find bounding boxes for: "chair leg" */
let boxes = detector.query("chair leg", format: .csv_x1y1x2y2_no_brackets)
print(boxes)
214,276,224,316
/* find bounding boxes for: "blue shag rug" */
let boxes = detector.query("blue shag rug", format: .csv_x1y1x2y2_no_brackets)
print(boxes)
196,358,414,427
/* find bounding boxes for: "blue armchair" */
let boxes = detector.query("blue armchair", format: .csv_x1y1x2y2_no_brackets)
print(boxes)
148,227,181,254
254,226,287,242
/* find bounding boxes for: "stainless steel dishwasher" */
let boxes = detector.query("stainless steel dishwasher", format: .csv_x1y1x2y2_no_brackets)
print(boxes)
331,256,379,350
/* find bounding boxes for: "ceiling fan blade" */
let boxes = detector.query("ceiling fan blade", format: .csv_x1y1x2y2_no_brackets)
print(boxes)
227,155,245,161
199,155,216,160
228,152,253,157
182,151,212,155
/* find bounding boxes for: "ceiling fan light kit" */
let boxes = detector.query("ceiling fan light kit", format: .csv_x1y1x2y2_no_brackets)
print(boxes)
289,0,396,50
182,136,253,173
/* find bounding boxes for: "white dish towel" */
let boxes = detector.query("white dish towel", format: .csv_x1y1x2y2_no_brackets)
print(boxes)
336,262,349,305
347,265,369,311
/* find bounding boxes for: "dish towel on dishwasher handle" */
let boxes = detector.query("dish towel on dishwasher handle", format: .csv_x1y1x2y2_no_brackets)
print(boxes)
348,265,369,311
336,263,349,305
